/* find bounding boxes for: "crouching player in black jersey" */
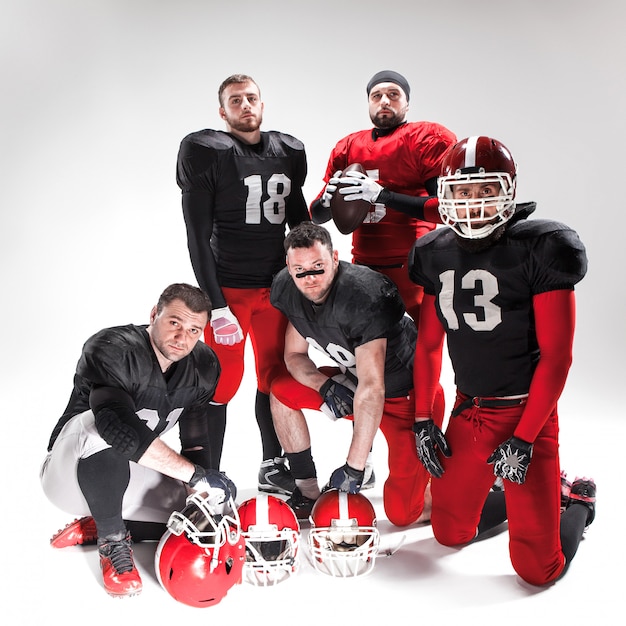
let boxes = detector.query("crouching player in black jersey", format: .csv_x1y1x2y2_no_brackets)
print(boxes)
269,222,436,523
408,136,596,586
41,284,237,598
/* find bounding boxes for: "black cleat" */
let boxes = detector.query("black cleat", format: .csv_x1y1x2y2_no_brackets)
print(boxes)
258,457,296,496
286,487,317,521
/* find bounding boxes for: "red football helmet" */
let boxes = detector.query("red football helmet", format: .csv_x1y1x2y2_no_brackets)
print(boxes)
308,489,380,577
237,494,300,586
155,492,245,607
437,136,517,239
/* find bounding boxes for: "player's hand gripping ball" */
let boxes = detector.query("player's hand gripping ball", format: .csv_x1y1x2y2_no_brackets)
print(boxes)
330,163,372,235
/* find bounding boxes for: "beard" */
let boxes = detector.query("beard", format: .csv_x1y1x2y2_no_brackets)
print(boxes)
454,224,507,253
226,112,262,134
371,109,404,129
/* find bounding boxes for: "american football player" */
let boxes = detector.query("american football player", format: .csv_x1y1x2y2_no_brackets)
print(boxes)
177,74,310,494
408,136,596,586
310,70,456,326
269,222,437,525
41,284,237,598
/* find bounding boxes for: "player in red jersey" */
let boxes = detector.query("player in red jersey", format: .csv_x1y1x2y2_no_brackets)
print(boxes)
408,136,596,586
310,70,455,486
310,70,456,323
177,75,309,495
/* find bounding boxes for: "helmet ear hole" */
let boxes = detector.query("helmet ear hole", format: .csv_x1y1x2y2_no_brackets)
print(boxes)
155,493,245,607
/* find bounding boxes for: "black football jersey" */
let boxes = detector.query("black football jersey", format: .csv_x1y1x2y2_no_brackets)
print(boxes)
177,130,309,302
270,261,416,397
47,325,220,450
408,208,588,397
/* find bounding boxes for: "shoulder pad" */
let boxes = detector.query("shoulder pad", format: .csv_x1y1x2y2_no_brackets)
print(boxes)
335,264,405,337
77,325,153,386
191,343,221,395
269,268,292,310
266,131,305,151
509,219,588,285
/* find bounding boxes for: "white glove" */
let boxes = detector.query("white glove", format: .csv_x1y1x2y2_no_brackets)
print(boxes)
320,170,342,208
337,171,383,204
210,306,244,346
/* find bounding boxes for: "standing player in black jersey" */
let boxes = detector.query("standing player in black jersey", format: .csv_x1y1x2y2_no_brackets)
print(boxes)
41,284,237,598
269,222,435,523
177,74,309,495
408,136,596,586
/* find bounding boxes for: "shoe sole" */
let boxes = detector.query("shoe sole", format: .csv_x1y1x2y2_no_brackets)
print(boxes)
258,483,293,496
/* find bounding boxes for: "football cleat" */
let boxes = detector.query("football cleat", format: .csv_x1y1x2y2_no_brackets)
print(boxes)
50,516,98,548
286,487,317,521
258,457,296,496
567,476,596,528
98,532,142,598
560,471,572,511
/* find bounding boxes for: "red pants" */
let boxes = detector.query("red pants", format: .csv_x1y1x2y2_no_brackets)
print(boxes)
271,370,430,527
206,287,288,404
431,396,565,585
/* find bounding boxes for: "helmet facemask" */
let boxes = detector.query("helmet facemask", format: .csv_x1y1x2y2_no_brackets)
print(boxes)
438,170,516,239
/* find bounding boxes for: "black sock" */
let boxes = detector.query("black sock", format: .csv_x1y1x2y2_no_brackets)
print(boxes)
477,490,507,536
255,390,283,460
285,448,317,479
77,449,129,538
204,403,227,469
560,503,588,567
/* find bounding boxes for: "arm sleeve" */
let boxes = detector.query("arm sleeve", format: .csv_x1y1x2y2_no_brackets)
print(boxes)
181,191,226,309
286,148,310,228
413,294,446,417
513,290,575,442
376,188,441,221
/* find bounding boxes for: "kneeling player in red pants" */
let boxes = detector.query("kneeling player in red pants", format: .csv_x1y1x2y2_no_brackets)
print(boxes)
409,136,596,586
269,222,443,521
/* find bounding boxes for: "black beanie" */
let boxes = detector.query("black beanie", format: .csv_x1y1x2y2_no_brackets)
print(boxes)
366,70,410,100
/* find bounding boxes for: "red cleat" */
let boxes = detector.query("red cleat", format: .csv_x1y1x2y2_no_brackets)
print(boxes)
98,532,142,598
50,516,98,548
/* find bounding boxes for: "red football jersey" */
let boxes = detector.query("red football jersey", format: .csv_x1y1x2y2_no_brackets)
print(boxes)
318,122,456,265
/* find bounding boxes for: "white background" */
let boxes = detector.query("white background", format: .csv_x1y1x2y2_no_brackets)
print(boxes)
2,0,624,623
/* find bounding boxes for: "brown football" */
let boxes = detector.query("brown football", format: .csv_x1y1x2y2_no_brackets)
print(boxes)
330,163,372,235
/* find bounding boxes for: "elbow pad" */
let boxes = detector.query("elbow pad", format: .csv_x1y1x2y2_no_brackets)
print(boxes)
94,402,156,462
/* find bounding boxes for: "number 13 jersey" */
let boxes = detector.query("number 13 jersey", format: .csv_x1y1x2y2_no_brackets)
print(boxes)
408,204,588,397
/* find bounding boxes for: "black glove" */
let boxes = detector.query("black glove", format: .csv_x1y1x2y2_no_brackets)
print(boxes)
487,436,533,485
328,463,364,494
412,420,451,478
188,466,237,502
319,378,354,419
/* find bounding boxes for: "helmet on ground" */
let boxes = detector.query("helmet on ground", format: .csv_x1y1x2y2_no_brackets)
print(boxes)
307,488,380,577
155,492,245,607
437,136,517,239
237,494,300,586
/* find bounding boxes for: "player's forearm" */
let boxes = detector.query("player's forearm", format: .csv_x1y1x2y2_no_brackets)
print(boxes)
285,352,328,390
137,437,195,483
347,387,384,470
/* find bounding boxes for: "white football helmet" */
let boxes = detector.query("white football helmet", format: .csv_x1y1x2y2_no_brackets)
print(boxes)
437,136,517,239
308,489,380,577
237,494,300,586
155,492,245,607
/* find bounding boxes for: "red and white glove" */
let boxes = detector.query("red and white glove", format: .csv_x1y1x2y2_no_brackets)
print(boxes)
210,306,243,346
